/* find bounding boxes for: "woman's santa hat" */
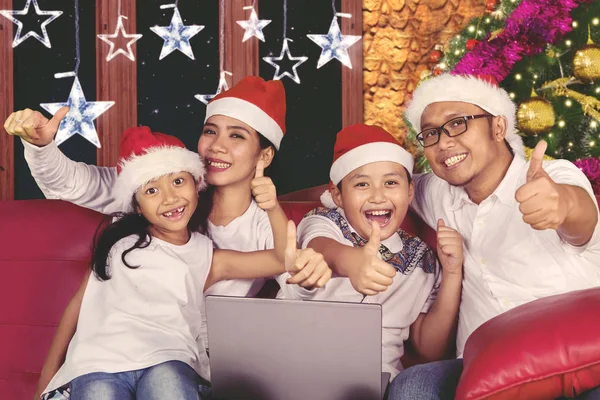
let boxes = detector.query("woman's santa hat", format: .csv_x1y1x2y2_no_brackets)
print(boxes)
114,126,206,212
205,76,286,150
320,124,414,208
405,73,524,155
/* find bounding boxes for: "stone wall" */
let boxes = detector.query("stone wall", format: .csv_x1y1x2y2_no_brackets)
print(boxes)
363,0,486,144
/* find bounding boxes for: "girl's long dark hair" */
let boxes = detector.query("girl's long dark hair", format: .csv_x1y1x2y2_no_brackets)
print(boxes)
91,195,206,281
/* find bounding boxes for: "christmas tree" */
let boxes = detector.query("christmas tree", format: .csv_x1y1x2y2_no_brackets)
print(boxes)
410,0,600,189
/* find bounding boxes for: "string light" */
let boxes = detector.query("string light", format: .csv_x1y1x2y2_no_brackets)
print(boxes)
591,121,599,129
468,26,475,33
548,133,553,137
558,120,566,128
565,99,573,107
568,142,573,147
509,92,516,99
515,73,522,80
533,74,539,79
593,18,599,26
566,40,572,47
595,87,600,94
454,50,460,55
485,18,491,23
572,21,578,28
590,141,596,147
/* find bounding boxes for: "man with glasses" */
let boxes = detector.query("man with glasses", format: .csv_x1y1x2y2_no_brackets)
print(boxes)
387,73,600,399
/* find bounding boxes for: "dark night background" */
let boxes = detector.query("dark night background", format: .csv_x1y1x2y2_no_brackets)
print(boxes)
12,0,344,199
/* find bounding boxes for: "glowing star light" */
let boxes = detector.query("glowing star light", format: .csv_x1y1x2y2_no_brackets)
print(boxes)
262,39,308,84
236,7,271,42
97,16,143,62
150,6,204,60
195,71,231,105
40,77,115,148
307,15,361,69
0,0,62,48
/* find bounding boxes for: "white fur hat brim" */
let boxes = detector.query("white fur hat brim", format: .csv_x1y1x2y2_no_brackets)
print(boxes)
320,190,338,209
114,146,206,212
405,74,524,155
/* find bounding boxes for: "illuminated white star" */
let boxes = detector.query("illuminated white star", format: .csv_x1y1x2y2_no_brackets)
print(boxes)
97,16,143,62
262,39,308,84
0,0,62,48
236,8,271,42
150,7,204,60
195,71,231,105
307,16,361,69
40,77,115,148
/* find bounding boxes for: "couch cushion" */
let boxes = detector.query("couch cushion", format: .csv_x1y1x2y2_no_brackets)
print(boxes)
455,287,600,400
0,200,104,397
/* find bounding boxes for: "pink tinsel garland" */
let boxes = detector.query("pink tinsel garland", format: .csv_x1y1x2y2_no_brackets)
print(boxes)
574,158,600,195
452,0,592,82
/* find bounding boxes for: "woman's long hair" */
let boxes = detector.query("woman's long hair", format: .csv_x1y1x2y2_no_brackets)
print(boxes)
91,194,206,281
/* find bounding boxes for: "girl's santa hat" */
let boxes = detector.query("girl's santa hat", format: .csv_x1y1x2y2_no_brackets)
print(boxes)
205,76,286,150
114,126,206,211
320,124,414,208
405,73,524,155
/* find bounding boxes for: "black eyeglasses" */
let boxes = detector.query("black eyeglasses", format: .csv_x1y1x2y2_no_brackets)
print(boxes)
416,114,494,147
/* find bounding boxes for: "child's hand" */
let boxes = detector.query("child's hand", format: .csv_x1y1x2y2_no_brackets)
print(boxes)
284,221,332,288
436,219,463,275
251,160,278,212
4,106,69,147
347,221,396,296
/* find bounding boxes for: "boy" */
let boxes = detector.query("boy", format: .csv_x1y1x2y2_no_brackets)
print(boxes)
279,124,463,380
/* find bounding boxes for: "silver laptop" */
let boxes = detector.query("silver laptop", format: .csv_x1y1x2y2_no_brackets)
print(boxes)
205,296,389,400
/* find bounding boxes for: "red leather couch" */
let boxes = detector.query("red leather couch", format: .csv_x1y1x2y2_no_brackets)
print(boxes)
0,197,436,399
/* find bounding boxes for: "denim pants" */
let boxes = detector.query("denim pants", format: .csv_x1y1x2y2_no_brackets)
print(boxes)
69,360,211,400
387,358,600,400
387,359,463,400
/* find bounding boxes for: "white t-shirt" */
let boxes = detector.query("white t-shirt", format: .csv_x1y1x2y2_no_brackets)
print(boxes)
44,232,213,394
23,140,275,299
411,155,600,357
287,208,441,379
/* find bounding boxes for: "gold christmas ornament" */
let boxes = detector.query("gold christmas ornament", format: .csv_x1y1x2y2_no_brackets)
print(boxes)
525,146,554,161
517,96,556,135
573,44,600,82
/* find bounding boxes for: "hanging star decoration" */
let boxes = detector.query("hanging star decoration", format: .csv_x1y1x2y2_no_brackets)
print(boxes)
97,15,143,62
307,15,361,69
195,71,232,105
150,6,204,60
0,0,62,48
262,39,308,84
40,77,115,147
236,7,271,42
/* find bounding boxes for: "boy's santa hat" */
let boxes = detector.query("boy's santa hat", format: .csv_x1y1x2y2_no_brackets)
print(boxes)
320,124,414,208
405,73,524,155
205,76,286,150
114,126,206,212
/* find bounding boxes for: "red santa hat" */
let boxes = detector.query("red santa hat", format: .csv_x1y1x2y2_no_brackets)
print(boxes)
320,124,415,208
405,73,524,155
114,126,206,211
205,76,286,150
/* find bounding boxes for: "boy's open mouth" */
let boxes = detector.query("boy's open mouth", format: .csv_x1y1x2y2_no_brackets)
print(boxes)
162,206,186,220
364,209,392,226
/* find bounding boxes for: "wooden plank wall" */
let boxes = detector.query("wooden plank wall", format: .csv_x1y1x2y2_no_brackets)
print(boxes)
0,0,14,200
96,0,138,167
223,0,259,86
341,0,364,128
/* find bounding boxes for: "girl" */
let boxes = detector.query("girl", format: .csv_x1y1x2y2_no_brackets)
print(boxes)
41,127,327,400
5,77,329,398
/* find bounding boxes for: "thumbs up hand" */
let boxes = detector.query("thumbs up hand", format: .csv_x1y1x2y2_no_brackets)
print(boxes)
346,221,396,296
515,140,570,231
251,159,278,212
284,221,332,289
4,106,70,147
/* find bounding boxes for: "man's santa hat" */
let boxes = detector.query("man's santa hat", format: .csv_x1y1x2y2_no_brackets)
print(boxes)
114,126,206,212
320,124,414,209
205,76,286,150
405,73,524,155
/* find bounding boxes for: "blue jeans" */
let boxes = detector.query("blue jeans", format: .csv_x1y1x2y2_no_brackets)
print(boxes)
387,359,463,400
70,360,211,400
